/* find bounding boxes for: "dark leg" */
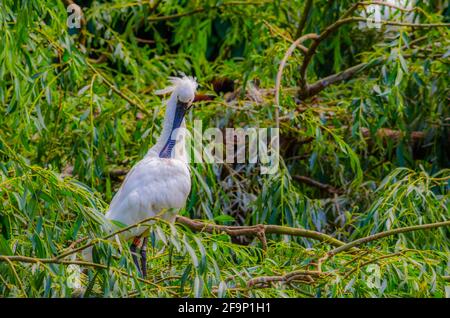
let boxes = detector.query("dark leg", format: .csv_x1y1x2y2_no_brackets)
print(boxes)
168,244,174,269
130,237,142,275
140,236,148,278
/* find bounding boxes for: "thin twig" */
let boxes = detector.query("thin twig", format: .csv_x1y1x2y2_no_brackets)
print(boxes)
0,255,108,269
0,256,27,297
343,249,412,279
148,0,163,15
263,20,309,53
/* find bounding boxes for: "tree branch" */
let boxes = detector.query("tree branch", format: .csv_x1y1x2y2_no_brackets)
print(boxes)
293,175,343,195
343,249,412,279
360,127,426,143
275,33,319,127
324,220,450,259
0,255,108,270
148,0,163,15
295,0,313,38
248,221,450,287
263,20,309,53
299,38,446,99
175,215,346,248
0,255,172,292
298,15,450,97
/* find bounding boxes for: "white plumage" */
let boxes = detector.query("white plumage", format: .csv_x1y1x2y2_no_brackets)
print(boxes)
83,75,198,276
105,155,191,239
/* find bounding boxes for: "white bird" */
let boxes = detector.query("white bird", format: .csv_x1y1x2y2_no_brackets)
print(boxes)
84,75,198,277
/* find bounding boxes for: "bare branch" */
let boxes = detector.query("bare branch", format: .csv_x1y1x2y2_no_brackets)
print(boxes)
249,220,450,287
300,59,383,99
176,216,346,248
148,8,204,22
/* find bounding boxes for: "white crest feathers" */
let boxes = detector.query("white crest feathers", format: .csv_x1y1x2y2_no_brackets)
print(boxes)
155,74,198,96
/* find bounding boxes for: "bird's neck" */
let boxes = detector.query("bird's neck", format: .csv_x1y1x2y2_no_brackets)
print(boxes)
148,95,188,161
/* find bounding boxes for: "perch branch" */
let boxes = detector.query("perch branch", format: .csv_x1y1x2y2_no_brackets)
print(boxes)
175,216,345,248
299,44,446,99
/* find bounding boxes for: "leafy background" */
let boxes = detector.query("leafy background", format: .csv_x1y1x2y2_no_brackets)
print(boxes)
0,0,449,297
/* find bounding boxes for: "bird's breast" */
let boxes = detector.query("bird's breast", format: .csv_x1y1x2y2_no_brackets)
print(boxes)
105,157,191,231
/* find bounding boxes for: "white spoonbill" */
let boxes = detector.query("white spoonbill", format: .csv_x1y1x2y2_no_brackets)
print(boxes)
86,75,197,277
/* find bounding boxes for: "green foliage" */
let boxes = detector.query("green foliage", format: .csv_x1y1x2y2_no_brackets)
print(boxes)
0,0,449,297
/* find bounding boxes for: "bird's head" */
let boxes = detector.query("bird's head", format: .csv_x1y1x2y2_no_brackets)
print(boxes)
156,75,198,110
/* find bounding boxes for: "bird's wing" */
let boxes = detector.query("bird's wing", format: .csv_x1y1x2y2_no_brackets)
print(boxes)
105,157,191,233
